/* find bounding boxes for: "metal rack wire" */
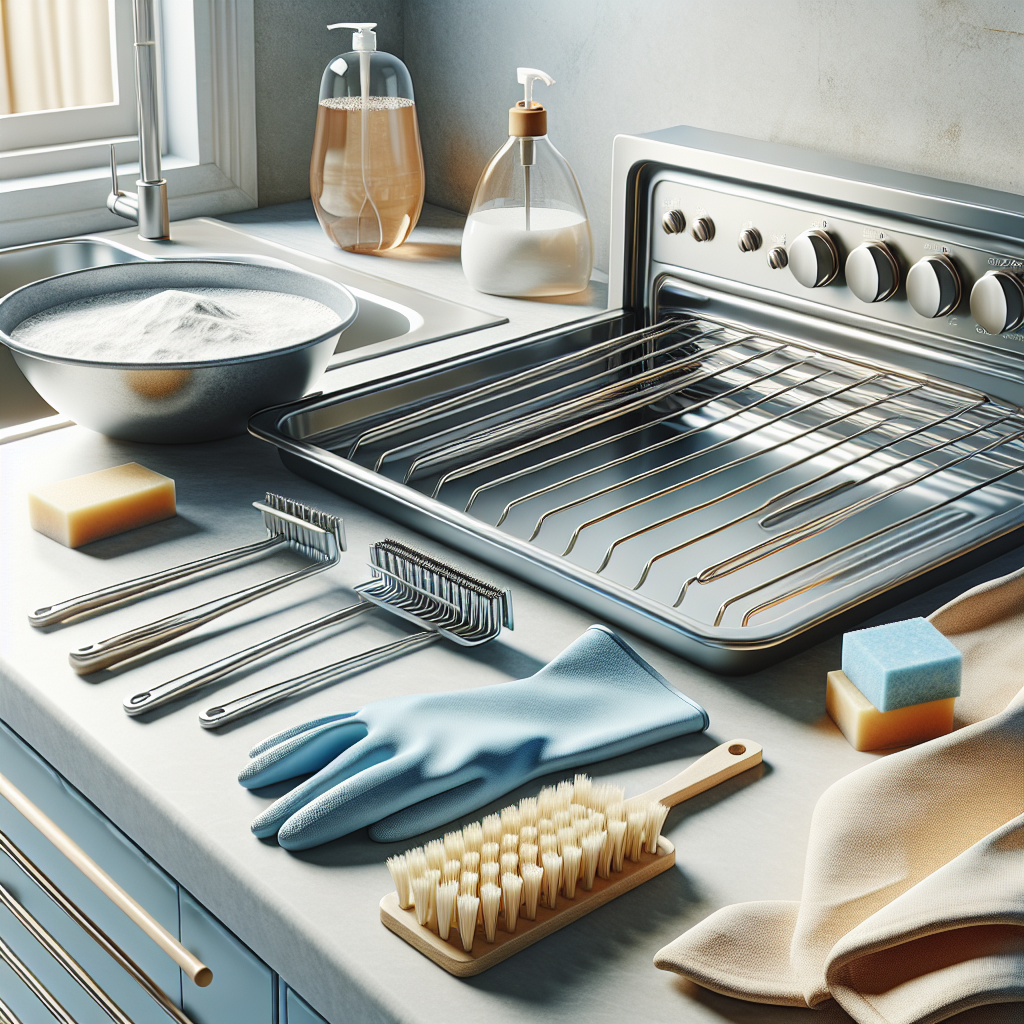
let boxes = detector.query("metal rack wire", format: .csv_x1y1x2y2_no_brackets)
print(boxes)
322,314,1024,637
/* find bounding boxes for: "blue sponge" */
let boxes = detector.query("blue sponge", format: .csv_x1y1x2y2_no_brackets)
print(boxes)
841,617,961,712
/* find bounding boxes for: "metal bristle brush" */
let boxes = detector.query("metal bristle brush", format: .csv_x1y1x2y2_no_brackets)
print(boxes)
380,739,762,977
31,493,342,628
197,540,513,729
69,495,346,675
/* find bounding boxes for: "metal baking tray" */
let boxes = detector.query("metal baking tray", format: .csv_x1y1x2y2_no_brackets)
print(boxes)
249,312,1024,672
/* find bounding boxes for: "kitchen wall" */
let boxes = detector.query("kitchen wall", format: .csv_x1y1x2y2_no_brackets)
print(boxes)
252,0,404,206
254,0,1024,272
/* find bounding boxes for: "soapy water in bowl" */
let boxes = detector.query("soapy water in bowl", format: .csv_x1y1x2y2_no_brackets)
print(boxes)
12,287,342,364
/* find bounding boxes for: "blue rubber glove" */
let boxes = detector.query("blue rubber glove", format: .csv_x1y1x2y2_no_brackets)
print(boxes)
239,625,708,849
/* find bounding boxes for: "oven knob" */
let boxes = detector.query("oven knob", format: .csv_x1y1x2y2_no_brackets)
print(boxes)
789,229,839,287
662,209,686,234
691,216,715,242
971,271,1024,334
845,241,899,303
767,246,788,270
738,227,762,252
906,254,961,318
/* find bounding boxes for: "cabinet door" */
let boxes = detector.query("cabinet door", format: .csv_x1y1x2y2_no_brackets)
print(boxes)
285,985,331,1024
0,719,182,1022
179,888,276,1024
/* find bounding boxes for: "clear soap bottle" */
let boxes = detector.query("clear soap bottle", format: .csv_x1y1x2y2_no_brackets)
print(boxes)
310,22,425,252
461,68,593,297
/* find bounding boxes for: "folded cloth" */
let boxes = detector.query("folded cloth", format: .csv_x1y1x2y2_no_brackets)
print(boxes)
654,565,1024,1023
239,625,708,849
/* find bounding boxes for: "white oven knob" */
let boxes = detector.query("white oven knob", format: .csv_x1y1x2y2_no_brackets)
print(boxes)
906,254,961,318
970,271,1024,335
846,242,899,302
691,216,715,242
789,229,839,287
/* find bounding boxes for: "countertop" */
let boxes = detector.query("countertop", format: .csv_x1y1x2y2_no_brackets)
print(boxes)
1,205,1020,1024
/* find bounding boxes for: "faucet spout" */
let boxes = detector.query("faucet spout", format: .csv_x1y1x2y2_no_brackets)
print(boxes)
106,0,169,239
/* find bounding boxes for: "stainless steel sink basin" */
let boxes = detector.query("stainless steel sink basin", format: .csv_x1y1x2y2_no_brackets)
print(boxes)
0,219,503,434
0,239,142,428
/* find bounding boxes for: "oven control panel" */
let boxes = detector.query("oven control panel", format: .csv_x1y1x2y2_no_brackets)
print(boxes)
649,175,1024,367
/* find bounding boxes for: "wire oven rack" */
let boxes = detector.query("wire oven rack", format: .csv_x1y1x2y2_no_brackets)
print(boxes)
252,314,1024,671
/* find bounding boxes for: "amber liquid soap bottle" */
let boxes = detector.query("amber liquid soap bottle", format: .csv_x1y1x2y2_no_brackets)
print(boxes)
310,22,425,252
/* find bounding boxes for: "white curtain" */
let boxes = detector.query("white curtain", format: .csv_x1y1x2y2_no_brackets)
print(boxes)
0,0,115,116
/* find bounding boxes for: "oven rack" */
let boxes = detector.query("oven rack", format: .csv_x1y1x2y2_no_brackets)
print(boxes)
252,313,1024,671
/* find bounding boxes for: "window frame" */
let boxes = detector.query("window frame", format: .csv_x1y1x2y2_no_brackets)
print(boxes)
0,0,257,247
0,0,137,154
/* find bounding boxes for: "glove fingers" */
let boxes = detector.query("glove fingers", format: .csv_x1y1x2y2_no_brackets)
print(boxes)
239,717,366,791
247,712,357,759
250,736,390,839
277,754,476,851
368,776,510,843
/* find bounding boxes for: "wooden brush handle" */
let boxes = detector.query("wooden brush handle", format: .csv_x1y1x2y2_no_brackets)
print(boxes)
634,739,762,807
0,771,212,987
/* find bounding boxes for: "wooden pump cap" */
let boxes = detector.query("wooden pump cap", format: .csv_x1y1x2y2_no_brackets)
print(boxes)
509,101,547,137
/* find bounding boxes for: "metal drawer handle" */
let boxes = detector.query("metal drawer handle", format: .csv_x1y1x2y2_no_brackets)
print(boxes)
0,879,134,1023
0,932,78,1024
0,829,195,1024
0,771,212,987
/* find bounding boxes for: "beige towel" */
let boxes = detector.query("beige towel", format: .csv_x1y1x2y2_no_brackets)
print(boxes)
654,566,1024,1023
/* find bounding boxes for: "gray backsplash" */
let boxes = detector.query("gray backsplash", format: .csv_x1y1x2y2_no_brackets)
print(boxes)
255,0,1024,273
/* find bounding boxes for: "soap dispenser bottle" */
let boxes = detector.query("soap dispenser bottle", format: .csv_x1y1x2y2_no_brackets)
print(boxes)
462,68,593,297
310,22,425,252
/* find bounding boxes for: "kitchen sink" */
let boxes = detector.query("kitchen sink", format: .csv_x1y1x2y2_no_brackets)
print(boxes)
0,219,503,433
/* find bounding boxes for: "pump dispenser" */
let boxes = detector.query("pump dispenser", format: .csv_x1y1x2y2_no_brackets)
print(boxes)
461,68,593,297
310,22,425,252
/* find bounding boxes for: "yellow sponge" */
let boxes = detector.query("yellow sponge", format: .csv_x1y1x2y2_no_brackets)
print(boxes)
826,669,954,752
29,463,176,548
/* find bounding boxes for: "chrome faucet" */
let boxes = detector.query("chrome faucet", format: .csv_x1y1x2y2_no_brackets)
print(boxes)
107,0,169,240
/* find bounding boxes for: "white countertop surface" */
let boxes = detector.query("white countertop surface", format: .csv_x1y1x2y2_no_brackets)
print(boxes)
1,205,1020,1024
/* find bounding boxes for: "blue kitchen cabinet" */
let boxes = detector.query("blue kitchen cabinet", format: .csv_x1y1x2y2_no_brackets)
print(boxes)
179,887,276,1024
283,985,330,1024
0,718,182,1022
0,719,340,1023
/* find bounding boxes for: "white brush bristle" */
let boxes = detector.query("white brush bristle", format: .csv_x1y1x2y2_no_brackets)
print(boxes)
541,851,562,910
424,839,445,872
443,831,466,863
625,810,646,863
644,801,670,854
561,845,582,898
386,855,412,909
521,863,542,920
501,872,523,931
390,774,671,949
480,883,501,943
456,894,479,952
436,880,458,941
482,814,501,845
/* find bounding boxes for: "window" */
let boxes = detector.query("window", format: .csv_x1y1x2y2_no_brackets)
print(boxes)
0,0,257,246
0,0,137,156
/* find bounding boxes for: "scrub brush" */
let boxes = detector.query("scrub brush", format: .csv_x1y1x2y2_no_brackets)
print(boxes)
380,738,762,976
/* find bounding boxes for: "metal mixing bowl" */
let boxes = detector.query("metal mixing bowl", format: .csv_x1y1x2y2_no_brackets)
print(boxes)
0,259,357,443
